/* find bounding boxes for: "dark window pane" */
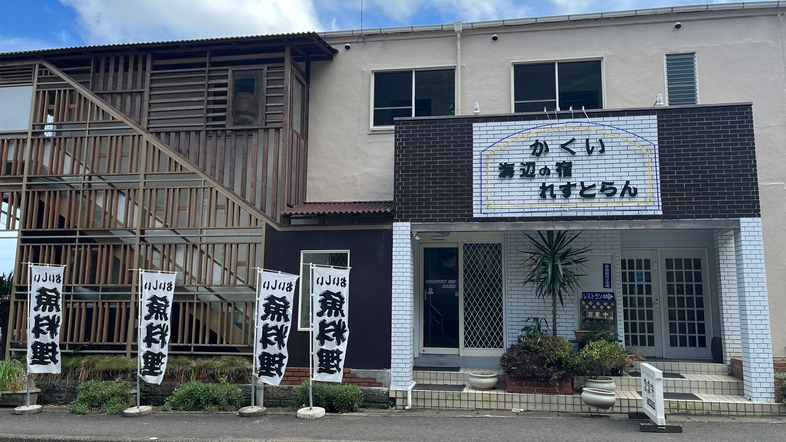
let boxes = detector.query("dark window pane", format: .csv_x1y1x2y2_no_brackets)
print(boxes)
689,336,697,347
675,259,683,270
644,260,651,270
621,260,627,270
669,322,677,333
558,60,602,110
514,63,555,104
665,259,673,270
374,71,411,125
684,259,692,270
679,336,687,347
647,323,654,333
648,336,655,347
630,310,637,320
415,69,454,117
373,108,412,127
698,336,706,347
694,258,702,269
514,100,556,113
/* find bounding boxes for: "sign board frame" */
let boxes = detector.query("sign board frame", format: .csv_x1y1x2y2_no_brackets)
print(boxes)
640,362,666,425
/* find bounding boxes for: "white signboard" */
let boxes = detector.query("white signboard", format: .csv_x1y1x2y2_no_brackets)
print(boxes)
474,117,661,217
254,269,299,386
311,265,350,383
138,271,176,385
27,264,65,374
641,362,666,425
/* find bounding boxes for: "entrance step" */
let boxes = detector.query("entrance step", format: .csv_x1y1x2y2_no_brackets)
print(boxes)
613,372,743,396
403,364,782,416
633,360,728,375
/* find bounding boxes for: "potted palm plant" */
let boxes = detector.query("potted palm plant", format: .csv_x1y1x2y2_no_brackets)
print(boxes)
522,231,590,337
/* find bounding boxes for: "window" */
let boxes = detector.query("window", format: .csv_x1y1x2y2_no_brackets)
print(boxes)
513,60,602,112
231,70,264,126
297,250,350,330
0,86,33,132
665,53,698,105
372,69,455,128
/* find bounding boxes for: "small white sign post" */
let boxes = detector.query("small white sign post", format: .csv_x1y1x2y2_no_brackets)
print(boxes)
639,363,681,433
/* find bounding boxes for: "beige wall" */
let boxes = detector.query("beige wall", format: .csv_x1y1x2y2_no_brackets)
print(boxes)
309,10,786,356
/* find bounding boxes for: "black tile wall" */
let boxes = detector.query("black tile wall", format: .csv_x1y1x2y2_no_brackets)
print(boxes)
394,105,760,222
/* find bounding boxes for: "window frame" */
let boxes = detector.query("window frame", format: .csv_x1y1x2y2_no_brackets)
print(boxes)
228,68,266,128
510,57,605,113
369,66,457,131
297,249,351,331
664,52,699,106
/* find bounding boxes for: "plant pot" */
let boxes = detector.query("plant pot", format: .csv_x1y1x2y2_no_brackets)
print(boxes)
0,389,39,407
581,387,616,409
573,329,589,342
584,376,616,391
468,372,498,390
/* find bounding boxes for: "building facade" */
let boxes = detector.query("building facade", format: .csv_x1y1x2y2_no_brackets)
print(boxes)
1,3,784,402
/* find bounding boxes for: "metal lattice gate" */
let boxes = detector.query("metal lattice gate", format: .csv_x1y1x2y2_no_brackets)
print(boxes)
462,243,504,349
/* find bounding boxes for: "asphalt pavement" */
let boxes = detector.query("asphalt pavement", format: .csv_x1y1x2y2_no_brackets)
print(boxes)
1,407,785,442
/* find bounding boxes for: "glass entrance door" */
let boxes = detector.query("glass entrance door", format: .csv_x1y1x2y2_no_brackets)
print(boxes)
622,250,712,359
621,251,662,358
423,247,460,349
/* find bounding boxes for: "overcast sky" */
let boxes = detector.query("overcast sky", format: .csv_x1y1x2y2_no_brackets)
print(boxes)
0,0,745,53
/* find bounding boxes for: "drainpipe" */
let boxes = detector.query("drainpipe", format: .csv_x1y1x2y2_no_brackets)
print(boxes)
454,21,463,115
405,380,417,410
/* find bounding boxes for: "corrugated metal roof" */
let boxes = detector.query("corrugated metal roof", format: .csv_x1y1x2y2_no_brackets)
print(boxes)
0,31,337,59
281,201,393,216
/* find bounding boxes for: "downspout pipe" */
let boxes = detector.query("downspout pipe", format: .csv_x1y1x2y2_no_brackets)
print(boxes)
405,380,417,410
454,21,463,115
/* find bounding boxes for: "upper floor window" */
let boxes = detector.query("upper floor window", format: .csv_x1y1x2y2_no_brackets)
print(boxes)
372,68,455,129
665,53,698,105
231,70,265,126
513,60,602,113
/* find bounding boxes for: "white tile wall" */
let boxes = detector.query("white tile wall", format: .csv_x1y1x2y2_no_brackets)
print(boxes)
391,222,414,389
715,230,742,365
473,117,661,218
504,230,622,344
734,218,775,402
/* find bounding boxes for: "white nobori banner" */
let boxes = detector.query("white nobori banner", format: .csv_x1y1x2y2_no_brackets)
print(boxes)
254,269,299,386
27,264,66,374
311,265,350,383
138,271,176,385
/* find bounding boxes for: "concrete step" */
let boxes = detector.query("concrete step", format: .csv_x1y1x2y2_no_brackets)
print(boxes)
633,360,729,375
613,372,743,396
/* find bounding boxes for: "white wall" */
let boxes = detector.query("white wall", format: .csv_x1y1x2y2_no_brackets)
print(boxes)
310,10,786,356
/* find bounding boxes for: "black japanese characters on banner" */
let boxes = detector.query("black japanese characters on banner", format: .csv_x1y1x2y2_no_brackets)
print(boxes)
138,271,176,385
27,264,65,374
254,270,299,386
311,265,350,383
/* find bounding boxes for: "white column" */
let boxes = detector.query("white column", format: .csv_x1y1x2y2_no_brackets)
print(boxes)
391,222,414,389
735,218,775,402
714,230,742,365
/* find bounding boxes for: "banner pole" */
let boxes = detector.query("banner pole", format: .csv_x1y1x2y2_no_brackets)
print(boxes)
308,264,314,410
26,263,31,407
136,270,142,409
251,268,261,408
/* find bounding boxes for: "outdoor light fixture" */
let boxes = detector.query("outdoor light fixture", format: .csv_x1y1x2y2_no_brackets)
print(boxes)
473,102,480,115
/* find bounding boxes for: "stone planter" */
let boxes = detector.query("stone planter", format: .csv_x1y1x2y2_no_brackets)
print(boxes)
583,376,616,391
580,387,616,409
0,390,40,407
468,372,498,390
505,375,573,394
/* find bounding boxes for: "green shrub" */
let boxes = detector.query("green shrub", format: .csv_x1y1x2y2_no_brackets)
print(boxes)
296,381,363,413
162,377,244,412
500,335,577,384
581,320,618,343
576,340,628,378
67,380,134,415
